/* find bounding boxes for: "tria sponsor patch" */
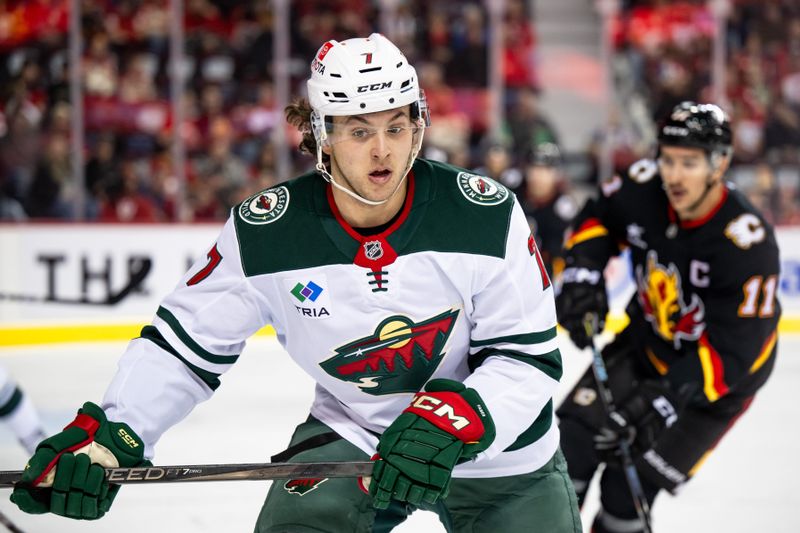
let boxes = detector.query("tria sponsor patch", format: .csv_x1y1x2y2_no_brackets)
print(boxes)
284,276,332,320
284,477,328,496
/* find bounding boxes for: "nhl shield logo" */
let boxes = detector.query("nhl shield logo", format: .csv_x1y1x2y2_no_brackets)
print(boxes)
363,240,384,260
239,186,290,225
456,172,509,206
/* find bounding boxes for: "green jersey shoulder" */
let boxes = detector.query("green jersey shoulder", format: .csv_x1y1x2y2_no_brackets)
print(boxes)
232,159,516,277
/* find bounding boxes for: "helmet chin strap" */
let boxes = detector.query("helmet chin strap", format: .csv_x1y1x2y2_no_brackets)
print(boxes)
315,123,426,207
315,157,396,206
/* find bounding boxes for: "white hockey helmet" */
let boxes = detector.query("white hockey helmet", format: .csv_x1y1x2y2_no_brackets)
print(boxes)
307,32,429,146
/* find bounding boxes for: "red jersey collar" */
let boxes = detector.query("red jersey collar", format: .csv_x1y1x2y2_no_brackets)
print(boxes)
326,171,416,241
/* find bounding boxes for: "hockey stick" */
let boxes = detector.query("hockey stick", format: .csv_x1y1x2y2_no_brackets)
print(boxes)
583,313,653,533
0,508,25,533
0,461,373,488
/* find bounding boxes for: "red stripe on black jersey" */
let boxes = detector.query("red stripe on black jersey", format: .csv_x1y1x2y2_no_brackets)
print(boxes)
698,333,730,402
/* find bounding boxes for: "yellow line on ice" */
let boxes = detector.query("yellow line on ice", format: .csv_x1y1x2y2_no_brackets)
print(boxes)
0,323,277,348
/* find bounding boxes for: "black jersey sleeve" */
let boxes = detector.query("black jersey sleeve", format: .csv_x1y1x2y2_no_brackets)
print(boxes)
562,179,625,269
562,164,657,269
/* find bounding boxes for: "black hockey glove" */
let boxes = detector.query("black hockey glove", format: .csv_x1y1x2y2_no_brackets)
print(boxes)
556,264,608,349
594,380,679,461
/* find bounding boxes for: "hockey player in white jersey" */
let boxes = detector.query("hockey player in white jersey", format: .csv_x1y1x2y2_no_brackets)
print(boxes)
0,364,46,454
11,34,581,532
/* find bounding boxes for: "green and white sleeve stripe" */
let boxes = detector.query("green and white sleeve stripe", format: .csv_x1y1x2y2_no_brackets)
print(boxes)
144,306,243,390
468,327,562,381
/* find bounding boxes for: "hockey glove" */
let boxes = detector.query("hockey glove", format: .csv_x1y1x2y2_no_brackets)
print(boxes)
594,380,679,461
556,264,608,349
369,379,495,509
10,401,150,520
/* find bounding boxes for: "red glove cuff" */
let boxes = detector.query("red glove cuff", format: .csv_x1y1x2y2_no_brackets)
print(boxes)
31,413,101,486
403,391,485,443
65,413,101,437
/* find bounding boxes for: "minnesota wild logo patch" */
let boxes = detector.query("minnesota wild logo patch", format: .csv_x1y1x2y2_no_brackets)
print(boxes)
457,172,508,206
239,186,289,225
320,310,459,395
284,477,327,496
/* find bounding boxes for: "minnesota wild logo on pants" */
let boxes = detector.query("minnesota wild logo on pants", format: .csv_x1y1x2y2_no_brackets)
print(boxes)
319,309,459,395
256,417,582,533
284,477,328,496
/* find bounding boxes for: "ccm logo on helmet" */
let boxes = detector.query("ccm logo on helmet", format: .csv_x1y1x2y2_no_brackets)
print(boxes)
411,394,470,430
358,81,392,93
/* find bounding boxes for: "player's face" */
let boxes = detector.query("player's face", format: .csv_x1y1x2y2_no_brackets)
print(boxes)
526,164,559,202
658,145,726,219
325,106,418,206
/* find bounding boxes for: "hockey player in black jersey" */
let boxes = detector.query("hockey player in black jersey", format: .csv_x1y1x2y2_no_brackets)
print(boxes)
520,142,578,279
556,101,780,532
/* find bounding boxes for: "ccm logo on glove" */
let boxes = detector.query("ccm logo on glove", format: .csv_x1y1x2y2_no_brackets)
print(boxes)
117,428,141,449
404,392,485,443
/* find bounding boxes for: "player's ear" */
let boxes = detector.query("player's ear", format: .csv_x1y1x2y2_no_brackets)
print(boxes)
710,152,731,180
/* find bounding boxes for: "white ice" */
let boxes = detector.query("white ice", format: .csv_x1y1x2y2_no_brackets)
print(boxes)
0,333,797,532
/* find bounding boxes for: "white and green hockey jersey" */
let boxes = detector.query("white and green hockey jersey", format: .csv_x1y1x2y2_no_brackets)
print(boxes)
102,158,563,478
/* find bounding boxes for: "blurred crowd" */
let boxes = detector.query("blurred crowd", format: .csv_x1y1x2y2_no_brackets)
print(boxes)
613,0,800,224
0,0,542,223
0,0,797,227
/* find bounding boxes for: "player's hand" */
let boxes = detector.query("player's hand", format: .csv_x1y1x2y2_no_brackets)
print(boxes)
10,401,150,520
593,410,636,460
594,380,679,460
556,264,608,349
369,379,495,509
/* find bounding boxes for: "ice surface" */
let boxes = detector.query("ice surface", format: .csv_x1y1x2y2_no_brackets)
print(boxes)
0,333,797,532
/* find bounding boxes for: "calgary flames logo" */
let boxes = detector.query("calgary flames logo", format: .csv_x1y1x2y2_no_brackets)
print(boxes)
319,310,459,395
636,251,705,348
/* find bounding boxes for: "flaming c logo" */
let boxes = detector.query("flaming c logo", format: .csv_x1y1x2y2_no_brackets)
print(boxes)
637,251,705,348
319,310,459,395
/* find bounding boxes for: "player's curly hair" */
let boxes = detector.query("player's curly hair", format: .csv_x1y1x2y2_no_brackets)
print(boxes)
285,98,329,165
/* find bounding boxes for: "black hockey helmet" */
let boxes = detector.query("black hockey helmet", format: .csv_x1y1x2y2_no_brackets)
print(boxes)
657,101,732,157
526,142,562,167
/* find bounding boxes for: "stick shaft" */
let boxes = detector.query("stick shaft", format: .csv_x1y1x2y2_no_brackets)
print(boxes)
0,461,373,488
0,508,25,533
583,314,653,533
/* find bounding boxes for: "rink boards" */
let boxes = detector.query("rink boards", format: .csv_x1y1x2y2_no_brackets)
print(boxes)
2,223,800,346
